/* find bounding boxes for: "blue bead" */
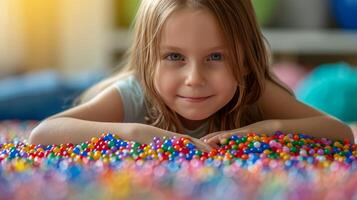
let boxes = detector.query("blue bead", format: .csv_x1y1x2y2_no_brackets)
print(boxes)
230,135,239,141
121,141,128,147
188,150,195,156
243,149,250,154
185,155,193,160
73,147,81,155
256,147,263,153
186,143,195,150
172,151,179,157
345,158,352,164
164,140,173,146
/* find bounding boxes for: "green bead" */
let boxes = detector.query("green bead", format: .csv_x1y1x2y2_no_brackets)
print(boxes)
108,141,115,148
195,150,202,156
290,147,297,153
81,143,88,149
324,149,331,154
48,152,56,159
268,153,278,159
133,142,140,149
231,145,238,150
167,146,175,153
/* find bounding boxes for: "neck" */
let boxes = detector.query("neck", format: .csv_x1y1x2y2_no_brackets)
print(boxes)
177,115,207,131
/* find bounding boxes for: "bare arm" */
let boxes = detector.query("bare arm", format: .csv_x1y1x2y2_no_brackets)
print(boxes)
29,86,212,151
258,79,354,142
29,86,140,145
202,80,354,147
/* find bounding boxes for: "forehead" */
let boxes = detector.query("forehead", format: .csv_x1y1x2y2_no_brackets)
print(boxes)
160,8,226,50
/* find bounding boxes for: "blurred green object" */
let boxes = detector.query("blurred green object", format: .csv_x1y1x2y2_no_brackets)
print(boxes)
116,0,140,28
296,63,357,123
252,0,278,26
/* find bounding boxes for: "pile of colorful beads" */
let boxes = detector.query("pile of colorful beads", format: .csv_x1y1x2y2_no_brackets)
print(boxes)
0,120,356,199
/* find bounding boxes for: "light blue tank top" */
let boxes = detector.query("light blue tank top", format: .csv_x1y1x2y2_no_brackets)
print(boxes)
113,75,208,138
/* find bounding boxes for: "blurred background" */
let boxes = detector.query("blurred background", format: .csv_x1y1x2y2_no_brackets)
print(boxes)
1,0,357,124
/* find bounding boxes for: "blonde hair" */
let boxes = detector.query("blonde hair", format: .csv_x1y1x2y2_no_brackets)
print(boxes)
79,0,290,134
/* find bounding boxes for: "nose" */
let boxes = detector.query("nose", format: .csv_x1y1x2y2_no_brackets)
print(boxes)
184,62,206,87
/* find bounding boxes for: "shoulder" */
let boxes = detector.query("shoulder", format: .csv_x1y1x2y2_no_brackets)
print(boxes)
112,74,147,123
257,78,322,119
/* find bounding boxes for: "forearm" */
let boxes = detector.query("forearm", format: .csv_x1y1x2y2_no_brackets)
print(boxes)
276,116,354,143
29,117,168,145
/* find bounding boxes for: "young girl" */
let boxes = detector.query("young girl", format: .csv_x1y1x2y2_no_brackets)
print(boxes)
29,0,354,151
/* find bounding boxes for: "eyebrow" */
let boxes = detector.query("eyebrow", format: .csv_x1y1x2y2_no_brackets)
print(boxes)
160,45,226,52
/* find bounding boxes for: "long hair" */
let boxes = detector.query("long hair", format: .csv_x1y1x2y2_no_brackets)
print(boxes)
78,0,291,134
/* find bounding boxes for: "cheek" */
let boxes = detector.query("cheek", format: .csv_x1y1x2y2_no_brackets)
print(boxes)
212,72,238,99
154,68,179,98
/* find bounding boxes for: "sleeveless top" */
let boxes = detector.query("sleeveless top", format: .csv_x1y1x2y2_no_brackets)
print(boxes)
114,75,208,138
113,73,293,138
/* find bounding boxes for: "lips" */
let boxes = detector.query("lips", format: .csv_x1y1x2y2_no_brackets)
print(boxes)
177,95,213,102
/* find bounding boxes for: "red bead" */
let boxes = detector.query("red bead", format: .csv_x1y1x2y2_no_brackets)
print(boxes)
241,154,248,160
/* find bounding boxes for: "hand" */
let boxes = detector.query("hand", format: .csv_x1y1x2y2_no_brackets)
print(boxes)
200,120,280,148
132,123,213,152
185,136,213,152
200,129,250,148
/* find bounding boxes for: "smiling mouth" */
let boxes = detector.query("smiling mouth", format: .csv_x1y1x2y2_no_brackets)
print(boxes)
177,95,213,102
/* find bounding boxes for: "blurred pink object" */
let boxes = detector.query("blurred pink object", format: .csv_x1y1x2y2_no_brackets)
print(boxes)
272,61,310,90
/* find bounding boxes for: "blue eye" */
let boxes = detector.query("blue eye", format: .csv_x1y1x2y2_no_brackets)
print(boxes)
208,53,223,61
166,53,184,61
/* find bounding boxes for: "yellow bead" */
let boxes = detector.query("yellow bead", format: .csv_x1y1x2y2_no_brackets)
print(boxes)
13,160,27,172
91,137,99,144
139,153,147,158
334,141,342,148
74,155,82,163
322,161,330,168
93,151,101,160
215,156,223,161
147,149,153,154
103,158,109,164
53,147,60,153
263,150,271,154
88,143,94,149
183,140,190,145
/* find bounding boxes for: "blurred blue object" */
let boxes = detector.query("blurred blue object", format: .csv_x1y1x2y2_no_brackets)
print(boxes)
0,70,105,120
296,63,357,123
331,0,357,30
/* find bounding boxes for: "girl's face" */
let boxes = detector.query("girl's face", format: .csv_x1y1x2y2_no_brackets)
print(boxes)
154,8,238,129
